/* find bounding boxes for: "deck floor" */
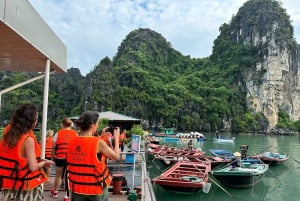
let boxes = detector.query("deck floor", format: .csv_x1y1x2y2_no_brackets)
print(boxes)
0,176,132,201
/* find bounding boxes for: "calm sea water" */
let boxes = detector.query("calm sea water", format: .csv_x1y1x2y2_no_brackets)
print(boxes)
146,133,300,201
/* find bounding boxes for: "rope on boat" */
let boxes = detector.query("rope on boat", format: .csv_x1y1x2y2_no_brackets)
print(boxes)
250,151,282,186
190,158,232,197
151,145,172,173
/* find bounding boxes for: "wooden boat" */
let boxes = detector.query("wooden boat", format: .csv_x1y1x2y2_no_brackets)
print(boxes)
251,152,289,165
209,149,233,158
211,163,268,188
148,137,160,144
154,153,230,167
152,161,211,194
154,128,179,138
209,149,260,164
147,143,161,153
213,137,235,143
148,144,205,156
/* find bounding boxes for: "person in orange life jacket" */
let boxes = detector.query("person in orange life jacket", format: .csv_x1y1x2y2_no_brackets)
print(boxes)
67,111,120,201
40,129,54,177
0,103,54,201
51,117,77,199
119,130,127,151
119,130,127,160
100,127,113,148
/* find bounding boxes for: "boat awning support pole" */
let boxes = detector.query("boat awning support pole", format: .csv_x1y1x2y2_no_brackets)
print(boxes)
132,153,136,188
0,71,54,125
40,59,51,159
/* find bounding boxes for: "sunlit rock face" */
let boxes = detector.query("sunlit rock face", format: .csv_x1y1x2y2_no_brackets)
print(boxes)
230,0,300,131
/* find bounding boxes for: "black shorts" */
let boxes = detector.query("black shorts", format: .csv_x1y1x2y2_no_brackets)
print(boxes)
119,144,124,152
55,158,66,167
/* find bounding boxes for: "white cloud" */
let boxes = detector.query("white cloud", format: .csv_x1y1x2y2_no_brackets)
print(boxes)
28,0,300,75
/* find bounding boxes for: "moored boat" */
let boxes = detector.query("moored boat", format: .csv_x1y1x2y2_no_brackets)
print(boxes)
211,163,268,188
154,152,229,167
147,136,160,144
152,161,211,194
251,152,289,165
148,144,205,156
209,149,233,158
177,132,206,142
213,137,235,143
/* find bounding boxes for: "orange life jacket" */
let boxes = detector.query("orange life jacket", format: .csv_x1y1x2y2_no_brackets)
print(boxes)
55,129,77,159
119,132,127,145
45,136,53,159
0,131,48,190
67,136,112,195
100,132,112,146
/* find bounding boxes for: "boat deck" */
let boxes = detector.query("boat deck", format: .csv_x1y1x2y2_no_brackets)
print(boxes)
0,152,155,201
0,174,133,201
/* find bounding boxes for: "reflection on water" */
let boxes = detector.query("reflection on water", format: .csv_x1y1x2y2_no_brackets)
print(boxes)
147,134,300,201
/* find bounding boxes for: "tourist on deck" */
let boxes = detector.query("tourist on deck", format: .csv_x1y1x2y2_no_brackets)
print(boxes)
119,129,127,159
43,129,54,177
187,139,193,151
119,129,127,151
100,127,113,148
67,111,120,201
0,103,54,201
50,117,77,200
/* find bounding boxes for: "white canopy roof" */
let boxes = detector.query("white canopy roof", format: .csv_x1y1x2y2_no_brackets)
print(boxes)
0,0,67,159
0,0,66,72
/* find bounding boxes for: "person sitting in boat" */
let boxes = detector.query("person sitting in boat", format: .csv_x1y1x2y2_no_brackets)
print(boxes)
230,152,241,168
187,140,193,151
215,130,221,139
240,145,249,159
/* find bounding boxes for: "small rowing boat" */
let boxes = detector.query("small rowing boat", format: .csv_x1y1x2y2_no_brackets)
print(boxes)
152,161,211,194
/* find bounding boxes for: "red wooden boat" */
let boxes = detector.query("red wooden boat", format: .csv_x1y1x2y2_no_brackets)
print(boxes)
152,161,211,194
250,152,289,165
154,153,230,167
147,144,205,156
146,136,160,144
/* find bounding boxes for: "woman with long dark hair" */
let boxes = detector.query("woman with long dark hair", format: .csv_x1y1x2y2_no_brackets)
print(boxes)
0,103,53,201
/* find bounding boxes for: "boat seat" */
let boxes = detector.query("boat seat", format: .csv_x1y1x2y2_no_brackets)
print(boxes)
181,176,203,182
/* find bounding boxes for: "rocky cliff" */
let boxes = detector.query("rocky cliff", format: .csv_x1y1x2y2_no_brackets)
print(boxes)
229,0,300,130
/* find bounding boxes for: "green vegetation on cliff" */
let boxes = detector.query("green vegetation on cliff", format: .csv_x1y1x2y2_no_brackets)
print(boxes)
1,0,299,133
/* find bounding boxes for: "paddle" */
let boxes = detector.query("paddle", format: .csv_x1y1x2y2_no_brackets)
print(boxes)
291,157,300,165
192,160,246,200
273,147,300,165
192,158,232,196
249,149,282,185
207,173,232,197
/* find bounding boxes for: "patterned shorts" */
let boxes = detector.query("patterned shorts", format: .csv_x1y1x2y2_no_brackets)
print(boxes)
3,185,43,201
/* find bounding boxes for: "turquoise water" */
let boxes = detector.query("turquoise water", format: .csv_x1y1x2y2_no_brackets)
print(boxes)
147,133,300,201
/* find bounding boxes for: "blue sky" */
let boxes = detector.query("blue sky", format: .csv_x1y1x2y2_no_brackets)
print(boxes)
28,0,300,76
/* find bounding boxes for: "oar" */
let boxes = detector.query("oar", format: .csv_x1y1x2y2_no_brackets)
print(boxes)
274,149,300,165
192,158,233,197
151,145,169,173
207,173,232,197
249,150,282,185
292,157,300,164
